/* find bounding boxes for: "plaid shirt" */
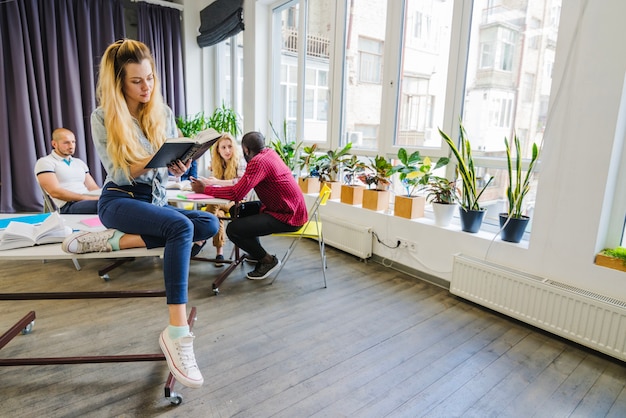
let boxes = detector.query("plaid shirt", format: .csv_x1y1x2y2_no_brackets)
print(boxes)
204,148,308,226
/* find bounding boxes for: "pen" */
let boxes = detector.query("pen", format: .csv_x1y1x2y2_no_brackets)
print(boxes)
177,194,188,200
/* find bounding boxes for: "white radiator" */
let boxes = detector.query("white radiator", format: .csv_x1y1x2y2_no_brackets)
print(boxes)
451,254,626,362
323,216,373,259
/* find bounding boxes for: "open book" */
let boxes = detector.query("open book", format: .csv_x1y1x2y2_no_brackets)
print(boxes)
0,212,72,251
165,178,192,190
145,128,223,169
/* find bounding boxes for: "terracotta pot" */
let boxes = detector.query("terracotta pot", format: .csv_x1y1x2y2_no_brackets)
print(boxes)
394,195,425,219
362,189,390,212
595,253,626,272
298,177,320,194
321,181,341,199
340,185,365,205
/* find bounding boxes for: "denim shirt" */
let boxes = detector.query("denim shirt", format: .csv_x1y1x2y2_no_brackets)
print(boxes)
91,106,177,206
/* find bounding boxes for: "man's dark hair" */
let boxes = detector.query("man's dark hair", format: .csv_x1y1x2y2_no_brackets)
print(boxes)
242,131,265,154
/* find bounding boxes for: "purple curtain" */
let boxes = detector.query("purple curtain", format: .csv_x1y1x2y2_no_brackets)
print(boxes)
0,0,125,212
136,2,186,118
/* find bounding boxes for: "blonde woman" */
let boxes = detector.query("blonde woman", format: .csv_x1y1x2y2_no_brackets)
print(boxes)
202,134,245,266
62,39,219,388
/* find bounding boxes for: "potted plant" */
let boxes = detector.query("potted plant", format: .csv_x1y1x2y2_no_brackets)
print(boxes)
500,134,540,243
391,148,449,219
317,142,353,199
439,122,493,233
359,155,393,212
269,120,303,174
297,144,320,193
340,155,368,205
595,246,626,272
176,112,210,137
207,102,241,137
425,176,457,227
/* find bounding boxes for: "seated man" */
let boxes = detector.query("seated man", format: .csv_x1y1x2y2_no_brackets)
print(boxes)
190,131,308,280
34,128,100,214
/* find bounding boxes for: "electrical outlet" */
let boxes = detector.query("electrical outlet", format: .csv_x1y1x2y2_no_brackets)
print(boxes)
398,238,418,252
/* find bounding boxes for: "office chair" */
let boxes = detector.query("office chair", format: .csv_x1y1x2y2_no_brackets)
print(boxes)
271,184,332,288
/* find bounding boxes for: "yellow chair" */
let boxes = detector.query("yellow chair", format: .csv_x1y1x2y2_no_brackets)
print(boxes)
271,184,332,287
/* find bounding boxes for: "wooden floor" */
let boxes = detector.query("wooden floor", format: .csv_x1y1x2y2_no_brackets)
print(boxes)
1,236,625,417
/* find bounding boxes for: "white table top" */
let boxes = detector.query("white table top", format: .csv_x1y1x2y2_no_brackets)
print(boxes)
166,190,230,205
0,213,163,260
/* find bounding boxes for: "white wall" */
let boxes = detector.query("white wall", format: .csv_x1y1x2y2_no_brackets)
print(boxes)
180,0,626,300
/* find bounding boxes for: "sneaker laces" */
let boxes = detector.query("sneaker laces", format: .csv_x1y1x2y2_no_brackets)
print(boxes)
77,231,114,253
174,334,199,372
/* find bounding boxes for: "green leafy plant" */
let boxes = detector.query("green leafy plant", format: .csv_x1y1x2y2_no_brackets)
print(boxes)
269,120,302,172
317,142,353,182
439,122,493,211
207,103,241,137
391,148,449,197
358,155,393,190
176,112,210,137
425,176,456,204
298,144,319,178
505,134,539,218
343,155,368,185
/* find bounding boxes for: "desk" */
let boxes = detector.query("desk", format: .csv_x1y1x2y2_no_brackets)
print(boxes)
0,214,164,279
0,213,191,405
166,190,230,209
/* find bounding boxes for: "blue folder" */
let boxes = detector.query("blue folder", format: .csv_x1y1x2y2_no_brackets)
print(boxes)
0,213,51,229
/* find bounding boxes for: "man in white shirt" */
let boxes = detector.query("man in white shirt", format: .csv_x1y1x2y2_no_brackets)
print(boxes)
34,128,100,214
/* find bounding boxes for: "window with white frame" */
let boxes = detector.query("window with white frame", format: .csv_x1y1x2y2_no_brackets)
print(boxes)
272,0,332,144
358,37,384,84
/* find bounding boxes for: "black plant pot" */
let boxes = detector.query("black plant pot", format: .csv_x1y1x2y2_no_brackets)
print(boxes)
458,207,485,233
499,213,530,243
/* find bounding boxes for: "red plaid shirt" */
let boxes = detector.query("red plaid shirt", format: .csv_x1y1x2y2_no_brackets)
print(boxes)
203,148,308,226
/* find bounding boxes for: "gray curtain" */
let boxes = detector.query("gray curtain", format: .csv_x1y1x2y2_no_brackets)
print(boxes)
136,2,185,118
0,0,125,213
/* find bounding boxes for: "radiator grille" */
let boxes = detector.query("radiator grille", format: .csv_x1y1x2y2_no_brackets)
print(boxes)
451,254,626,362
323,216,373,259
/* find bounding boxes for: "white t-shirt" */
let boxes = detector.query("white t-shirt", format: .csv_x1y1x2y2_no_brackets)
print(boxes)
34,152,90,208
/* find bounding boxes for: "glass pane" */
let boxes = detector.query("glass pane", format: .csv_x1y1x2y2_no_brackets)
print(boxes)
396,0,454,148
461,0,561,212
277,2,300,143
303,0,333,143
342,0,388,151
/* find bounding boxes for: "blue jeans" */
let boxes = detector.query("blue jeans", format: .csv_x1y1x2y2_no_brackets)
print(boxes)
60,199,99,214
98,182,219,304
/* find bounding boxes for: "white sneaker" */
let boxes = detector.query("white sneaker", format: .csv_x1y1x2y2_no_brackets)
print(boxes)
159,329,204,388
61,230,115,254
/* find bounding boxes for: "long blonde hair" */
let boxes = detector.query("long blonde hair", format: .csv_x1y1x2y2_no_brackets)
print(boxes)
210,134,240,180
95,39,166,180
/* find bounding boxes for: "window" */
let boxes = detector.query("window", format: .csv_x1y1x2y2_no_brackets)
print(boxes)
342,0,388,152
462,0,562,224
358,37,384,84
396,0,453,148
480,42,494,68
272,0,333,144
499,28,515,71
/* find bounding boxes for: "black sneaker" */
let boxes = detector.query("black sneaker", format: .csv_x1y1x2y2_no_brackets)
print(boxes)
191,241,207,258
215,254,225,267
246,255,281,280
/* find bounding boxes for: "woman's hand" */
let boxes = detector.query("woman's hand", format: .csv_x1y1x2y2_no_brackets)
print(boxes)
167,159,191,178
